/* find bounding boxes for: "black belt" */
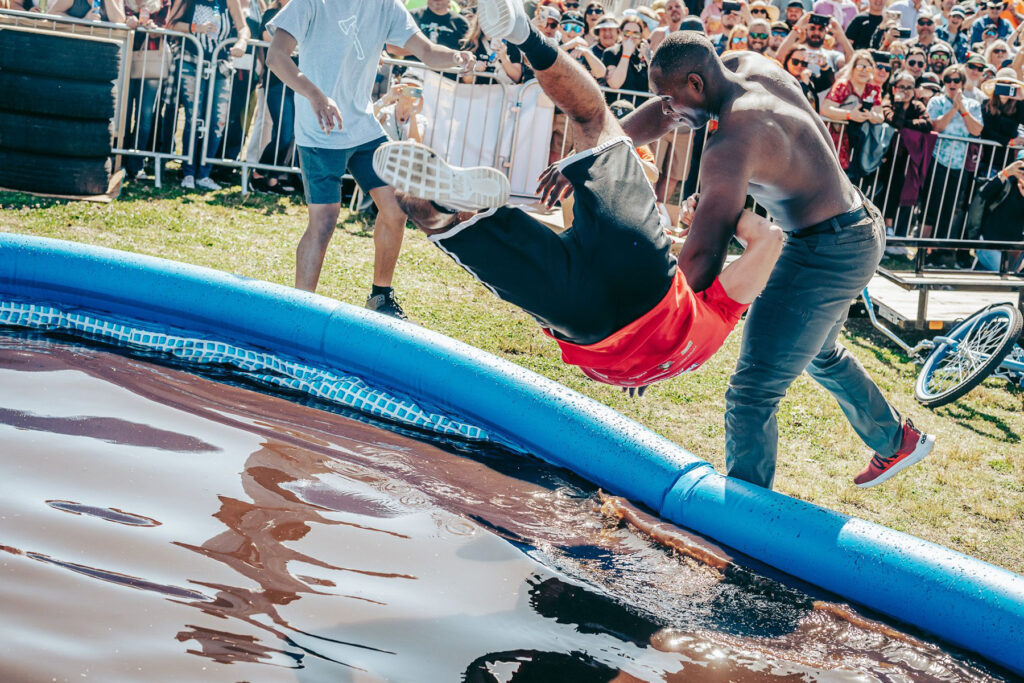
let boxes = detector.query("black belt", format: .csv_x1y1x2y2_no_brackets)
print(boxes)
789,205,870,239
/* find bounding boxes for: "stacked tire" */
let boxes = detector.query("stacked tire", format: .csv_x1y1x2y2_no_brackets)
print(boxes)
0,30,121,196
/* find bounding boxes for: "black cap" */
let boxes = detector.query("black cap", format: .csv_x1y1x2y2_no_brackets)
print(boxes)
679,16,705,32
787,0,804,7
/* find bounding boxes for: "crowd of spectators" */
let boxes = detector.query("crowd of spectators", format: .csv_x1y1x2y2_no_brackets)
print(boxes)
4,0,1021,268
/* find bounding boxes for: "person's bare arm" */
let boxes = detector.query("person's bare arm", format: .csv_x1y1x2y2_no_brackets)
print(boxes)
676,141,750,292
402,31,475,72
620,96,686,146
103,0,126,24
829,16,854,61
226,0,250,57
266,27,343,133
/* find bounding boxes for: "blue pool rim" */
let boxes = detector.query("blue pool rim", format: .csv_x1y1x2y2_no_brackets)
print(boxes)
2,233,1022,676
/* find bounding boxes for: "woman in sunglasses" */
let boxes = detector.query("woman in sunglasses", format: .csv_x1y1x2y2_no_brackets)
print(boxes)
603,17,651,91
723,24,750,53
984,40,1012,69
582,1,604,45
461,14,525,84
877,69,933,241
921,64,984,245
783,47,821,112
978,67,1024,173
820,50,885,173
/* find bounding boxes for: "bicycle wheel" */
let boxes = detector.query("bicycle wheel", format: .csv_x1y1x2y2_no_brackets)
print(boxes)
915,303,1023,408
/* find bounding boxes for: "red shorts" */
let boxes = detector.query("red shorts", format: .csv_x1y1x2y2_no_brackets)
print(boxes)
550,271,749,387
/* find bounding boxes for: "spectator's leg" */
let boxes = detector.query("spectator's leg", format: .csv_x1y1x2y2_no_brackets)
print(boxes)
296,203,340,292
179,60,201,179
197,74,230,181
124,78,144,176
367,186,407,289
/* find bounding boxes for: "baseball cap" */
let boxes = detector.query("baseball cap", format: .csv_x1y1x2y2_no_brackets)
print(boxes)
929,43,953,56
949,5,967,16
537,6,561,22
965,52,986,66
787,0,805,8
560,10,585,27
771,20,790,32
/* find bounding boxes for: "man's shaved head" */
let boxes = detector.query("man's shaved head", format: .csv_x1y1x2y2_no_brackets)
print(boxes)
650,30,718,77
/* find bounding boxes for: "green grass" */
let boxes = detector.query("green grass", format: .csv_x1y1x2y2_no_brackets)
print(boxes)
3,181,1022,573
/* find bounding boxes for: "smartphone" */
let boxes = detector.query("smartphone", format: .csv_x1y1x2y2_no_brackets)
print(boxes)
885,9,901,19
993,83,1018,97
723,1,742,13
403,86,422,98
859,99,873,112
809,12,830,26
898,27,911,39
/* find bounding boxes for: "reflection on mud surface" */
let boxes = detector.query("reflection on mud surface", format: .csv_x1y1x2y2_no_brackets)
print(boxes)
0,334,1010,682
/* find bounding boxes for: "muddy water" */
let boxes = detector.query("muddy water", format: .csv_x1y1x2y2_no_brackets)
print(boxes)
0,333,1009,682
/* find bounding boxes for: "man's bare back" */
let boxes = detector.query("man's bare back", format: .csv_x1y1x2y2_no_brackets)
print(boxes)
711,53,861,229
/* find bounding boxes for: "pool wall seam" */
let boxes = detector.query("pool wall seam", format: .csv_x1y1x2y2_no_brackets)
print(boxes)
2,233,1022,677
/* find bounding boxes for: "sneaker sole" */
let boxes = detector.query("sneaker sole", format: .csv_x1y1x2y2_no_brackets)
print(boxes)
855,433,935,489
476,0,517,41
373,141,510,213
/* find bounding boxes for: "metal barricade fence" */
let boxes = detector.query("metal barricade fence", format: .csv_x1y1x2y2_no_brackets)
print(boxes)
508,82,695,219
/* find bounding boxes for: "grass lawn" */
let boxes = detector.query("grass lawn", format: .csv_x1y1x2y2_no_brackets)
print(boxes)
2,181,1022,574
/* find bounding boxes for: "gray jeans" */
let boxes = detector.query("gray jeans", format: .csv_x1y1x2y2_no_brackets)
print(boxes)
724,203,903,489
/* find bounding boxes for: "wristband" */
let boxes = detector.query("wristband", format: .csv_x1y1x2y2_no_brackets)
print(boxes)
845,111,850,121
190,22,195,32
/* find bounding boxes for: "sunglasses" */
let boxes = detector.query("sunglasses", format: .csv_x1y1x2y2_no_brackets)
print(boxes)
789,58,809,66
749,31,769,39
751,8,769,14
546,19,559,28
916,19,934,26
993,48,1008,53
564,1,580,6
585,7,603,14
772,29,789,36
623,29,642,38
943,76,963,83
931,53,951,61
563,20,584,30
894,84,914,90
731,36,747,43
967,63,985,70
876,63,892,71
907,59,926,67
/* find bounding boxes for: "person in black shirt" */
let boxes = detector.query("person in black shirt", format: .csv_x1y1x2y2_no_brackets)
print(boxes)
970,158,1024,271
602,16,651,95
413,0,470,51
845,0,884,50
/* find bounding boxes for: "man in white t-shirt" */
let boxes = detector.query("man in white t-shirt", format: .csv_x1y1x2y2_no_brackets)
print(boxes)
266,0,474,319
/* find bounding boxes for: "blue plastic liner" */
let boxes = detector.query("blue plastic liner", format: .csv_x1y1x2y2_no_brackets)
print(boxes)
2,233,1021,675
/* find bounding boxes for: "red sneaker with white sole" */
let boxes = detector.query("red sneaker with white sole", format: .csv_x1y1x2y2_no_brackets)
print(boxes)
854,419,934,488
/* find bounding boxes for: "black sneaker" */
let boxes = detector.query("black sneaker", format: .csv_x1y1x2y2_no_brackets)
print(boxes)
365,290,407,320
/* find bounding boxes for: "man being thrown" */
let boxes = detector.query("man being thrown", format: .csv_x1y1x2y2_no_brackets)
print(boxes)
372,0,784,396
617,29,934,488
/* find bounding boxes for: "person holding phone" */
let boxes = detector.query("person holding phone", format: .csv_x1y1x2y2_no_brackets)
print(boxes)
775,12,852,92
886,0,926,37
602,16,651,91
461,14,526,83
375,78,429,143
979,67,1024,168
936,5,971,62
820,49,886,172
970,157,1024,272
971,1,1014,44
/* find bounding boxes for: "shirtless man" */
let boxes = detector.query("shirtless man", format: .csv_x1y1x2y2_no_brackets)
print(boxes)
371,1,783,393
617,30,934,489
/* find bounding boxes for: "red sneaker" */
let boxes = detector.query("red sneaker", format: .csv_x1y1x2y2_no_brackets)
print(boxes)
854,419,935,488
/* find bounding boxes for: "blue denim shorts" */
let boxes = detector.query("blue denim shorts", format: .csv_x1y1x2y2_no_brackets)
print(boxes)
298,137,388,205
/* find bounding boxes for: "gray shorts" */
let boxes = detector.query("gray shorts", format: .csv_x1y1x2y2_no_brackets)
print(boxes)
298,137,387,205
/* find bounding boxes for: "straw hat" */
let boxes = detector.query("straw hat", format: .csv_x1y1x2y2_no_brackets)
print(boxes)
981,67,1024,98
749,0,781,22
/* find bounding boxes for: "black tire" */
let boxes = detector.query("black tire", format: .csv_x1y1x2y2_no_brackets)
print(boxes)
915,303,1023,407
0,148,111,196
0,73,117,120
0,112,113,157
0,30,121,82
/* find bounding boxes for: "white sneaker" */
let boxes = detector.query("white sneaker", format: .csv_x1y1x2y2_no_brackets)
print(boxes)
476,0,528,43
180,175,195,190
195,177,222,191
373,141,510,213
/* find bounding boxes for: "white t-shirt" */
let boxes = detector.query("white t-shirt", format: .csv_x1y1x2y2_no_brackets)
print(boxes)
269,0,418,150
